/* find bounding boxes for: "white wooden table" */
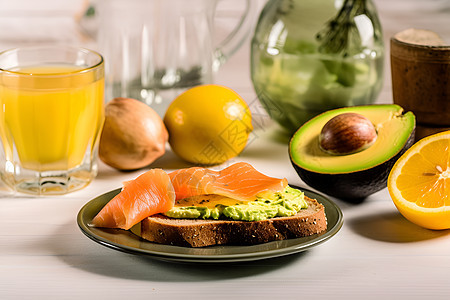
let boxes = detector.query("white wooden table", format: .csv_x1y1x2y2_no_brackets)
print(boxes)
1,1,449,299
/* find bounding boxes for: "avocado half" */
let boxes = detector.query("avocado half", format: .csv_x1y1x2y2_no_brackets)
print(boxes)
289,105,415,200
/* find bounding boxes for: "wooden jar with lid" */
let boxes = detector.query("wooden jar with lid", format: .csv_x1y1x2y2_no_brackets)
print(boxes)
390,29,450,139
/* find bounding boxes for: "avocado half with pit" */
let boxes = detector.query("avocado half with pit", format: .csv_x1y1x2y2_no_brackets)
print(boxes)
289,104,415,200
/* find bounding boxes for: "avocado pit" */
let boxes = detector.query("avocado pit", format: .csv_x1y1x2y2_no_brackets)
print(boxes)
319,113,377,155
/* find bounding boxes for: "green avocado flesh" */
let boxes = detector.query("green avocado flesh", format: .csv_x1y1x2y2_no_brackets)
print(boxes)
289,105,415,174
163,186,308,222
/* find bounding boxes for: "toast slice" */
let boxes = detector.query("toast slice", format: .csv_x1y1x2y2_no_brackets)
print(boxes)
140,196,327,247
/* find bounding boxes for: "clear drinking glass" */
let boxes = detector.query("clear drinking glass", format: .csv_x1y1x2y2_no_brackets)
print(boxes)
0,46,104,195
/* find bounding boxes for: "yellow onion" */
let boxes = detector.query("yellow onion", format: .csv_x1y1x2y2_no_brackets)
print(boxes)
99,97,168,170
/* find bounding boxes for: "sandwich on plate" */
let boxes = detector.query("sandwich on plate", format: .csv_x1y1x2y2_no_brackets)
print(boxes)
91,162,327,247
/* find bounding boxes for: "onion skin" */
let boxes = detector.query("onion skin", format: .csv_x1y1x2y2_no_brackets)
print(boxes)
99,97,168,170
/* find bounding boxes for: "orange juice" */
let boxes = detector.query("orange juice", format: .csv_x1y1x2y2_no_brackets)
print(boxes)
0,64,104,172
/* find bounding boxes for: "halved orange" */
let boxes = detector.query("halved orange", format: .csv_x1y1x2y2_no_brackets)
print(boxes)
388,130,450,230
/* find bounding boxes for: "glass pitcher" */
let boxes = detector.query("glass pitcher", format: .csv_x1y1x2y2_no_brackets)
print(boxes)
95,0,256,116
251,0,384,133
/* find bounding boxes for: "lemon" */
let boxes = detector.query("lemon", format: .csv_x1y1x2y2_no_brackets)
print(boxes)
388,130,450,230
164,85,253,165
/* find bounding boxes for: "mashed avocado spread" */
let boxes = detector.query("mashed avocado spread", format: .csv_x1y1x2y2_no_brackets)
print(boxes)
163,186,307,222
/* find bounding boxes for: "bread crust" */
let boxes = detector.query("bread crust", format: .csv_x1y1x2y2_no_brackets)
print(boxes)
140,196,327,247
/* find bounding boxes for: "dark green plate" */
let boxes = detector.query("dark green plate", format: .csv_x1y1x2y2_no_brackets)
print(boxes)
77,186,343,263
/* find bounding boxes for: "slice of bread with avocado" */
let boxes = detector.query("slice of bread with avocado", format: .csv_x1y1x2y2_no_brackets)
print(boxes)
140,196,327,247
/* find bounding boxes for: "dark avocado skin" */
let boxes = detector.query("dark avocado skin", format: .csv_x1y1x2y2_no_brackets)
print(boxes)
290,130,415,201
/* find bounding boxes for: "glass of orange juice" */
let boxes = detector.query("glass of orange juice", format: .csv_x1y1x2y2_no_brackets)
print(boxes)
0,46,104,195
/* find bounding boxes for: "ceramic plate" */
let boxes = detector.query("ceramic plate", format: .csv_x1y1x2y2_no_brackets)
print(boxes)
77,186,343,263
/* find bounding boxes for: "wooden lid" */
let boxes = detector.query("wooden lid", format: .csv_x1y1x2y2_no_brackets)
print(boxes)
391,28,450,62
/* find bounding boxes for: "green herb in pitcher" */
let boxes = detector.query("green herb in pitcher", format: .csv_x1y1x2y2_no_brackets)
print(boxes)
251,0,384,133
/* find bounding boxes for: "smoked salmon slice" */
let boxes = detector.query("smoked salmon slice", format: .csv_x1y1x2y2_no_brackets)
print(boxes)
91,169,175,230
169,162,288,201
91,163,286,230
